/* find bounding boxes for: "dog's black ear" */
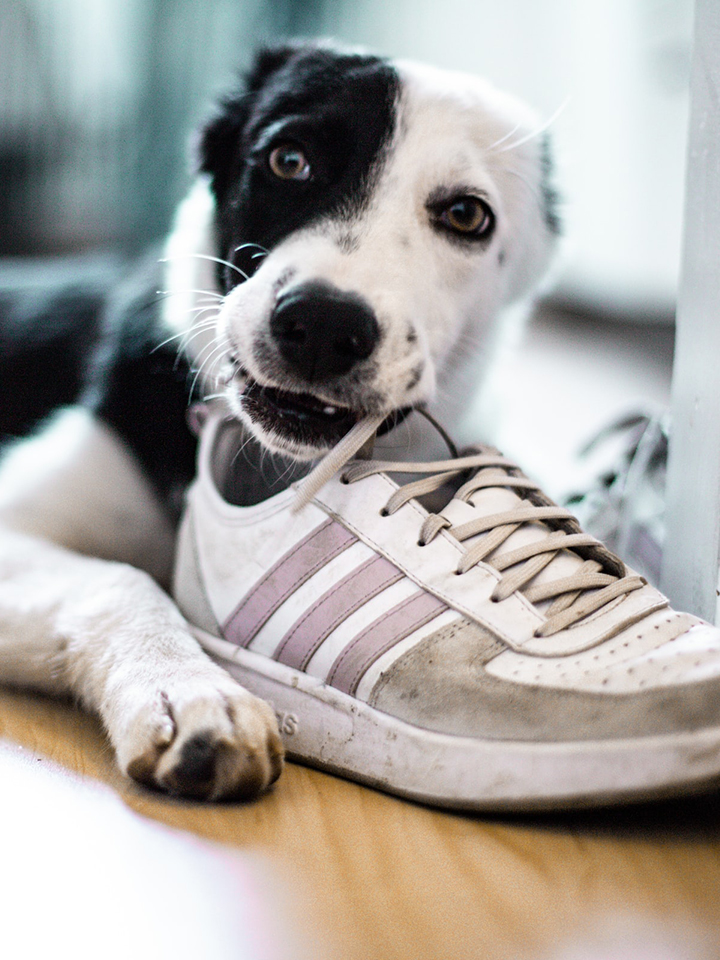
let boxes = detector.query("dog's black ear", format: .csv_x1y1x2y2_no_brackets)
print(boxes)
197,99,251,201
244,42,303,92
197,43,303,201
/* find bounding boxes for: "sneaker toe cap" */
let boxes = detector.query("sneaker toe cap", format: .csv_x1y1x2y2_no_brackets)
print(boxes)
367,616,720,742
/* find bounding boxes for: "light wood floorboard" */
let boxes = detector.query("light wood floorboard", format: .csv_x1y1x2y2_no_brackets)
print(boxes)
2,687,719,959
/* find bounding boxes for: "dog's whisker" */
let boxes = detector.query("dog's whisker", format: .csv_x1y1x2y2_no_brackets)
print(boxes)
186,320,221,340
234,428,260,473
159,254,249,281
153,320,217,352
156,287,225,301
182,311,221,329
180,324,222,354
186,306,222,324
189,363,209,399
496,96,570,153
234,242,269,256
190,297,225,308
175,331,222,375
193,337,227,372
273,456,297,487
191,341,231,393
179,313,223,341
206,350,233,384
152,315,220,356
487,121,523,152
152,330,190,353
188,333,223,366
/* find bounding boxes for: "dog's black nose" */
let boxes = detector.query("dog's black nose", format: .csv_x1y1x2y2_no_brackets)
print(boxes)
270,282,379,382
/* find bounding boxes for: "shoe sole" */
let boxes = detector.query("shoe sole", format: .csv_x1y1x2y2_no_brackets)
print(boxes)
194,626,720,811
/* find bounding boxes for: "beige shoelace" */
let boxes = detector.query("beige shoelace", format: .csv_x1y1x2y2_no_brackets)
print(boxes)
293,415,647,638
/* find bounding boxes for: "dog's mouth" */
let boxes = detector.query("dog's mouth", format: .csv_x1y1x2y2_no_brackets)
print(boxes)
239,377,361,451
235,375,410,455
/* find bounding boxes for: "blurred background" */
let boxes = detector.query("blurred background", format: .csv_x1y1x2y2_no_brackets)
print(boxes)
1,0,692,317
0,0,695,581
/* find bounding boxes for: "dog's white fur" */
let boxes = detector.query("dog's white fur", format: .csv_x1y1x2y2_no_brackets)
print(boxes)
0,59,555,798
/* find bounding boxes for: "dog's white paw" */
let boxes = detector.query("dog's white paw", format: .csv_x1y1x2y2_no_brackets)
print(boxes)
113,668,284,801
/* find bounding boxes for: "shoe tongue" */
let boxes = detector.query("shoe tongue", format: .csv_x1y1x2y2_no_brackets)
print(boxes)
441,468,590,606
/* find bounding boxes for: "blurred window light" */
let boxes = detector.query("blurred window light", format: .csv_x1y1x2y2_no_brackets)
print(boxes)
0,0,694,318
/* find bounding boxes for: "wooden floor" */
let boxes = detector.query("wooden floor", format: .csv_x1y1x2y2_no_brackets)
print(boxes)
2,686,720,959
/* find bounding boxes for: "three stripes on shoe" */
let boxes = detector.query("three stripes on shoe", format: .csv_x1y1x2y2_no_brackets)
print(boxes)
222,518,449,696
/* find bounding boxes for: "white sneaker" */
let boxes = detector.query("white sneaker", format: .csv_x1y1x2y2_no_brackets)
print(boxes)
173,407,720,810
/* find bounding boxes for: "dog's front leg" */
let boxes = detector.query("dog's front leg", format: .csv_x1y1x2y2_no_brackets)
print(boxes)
0,528,283,798
0,409,283,799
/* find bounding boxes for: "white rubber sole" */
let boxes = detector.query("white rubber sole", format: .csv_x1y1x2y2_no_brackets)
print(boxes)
194,627,720,811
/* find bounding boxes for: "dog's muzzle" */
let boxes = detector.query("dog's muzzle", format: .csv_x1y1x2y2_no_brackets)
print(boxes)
232,282,389,455
270,281,379,382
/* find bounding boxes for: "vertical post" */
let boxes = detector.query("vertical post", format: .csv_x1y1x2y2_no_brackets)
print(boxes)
661,0,720,622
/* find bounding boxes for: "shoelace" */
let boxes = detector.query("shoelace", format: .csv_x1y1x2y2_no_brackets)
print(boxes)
293,415,649,638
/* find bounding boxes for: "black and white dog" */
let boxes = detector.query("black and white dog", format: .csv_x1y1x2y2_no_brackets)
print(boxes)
0,43,558,800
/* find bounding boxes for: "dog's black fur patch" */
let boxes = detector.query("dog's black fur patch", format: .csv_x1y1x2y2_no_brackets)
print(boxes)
0,282,104,440
86,256,199,511
200,43,400,291
0,257,197,512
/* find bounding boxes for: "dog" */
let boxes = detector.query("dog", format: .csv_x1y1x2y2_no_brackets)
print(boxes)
0,41,558,800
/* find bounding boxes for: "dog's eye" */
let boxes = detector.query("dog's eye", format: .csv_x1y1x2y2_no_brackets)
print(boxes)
434,196,494,239
268,144,311,181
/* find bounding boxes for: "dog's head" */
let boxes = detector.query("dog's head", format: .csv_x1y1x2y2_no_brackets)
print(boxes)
169,42,559,459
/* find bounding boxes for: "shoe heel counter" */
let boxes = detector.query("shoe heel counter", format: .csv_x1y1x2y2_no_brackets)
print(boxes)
173,507,221,637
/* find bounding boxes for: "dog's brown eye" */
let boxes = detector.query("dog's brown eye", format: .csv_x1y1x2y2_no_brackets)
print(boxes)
436,196,494,238
268,144,311,181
